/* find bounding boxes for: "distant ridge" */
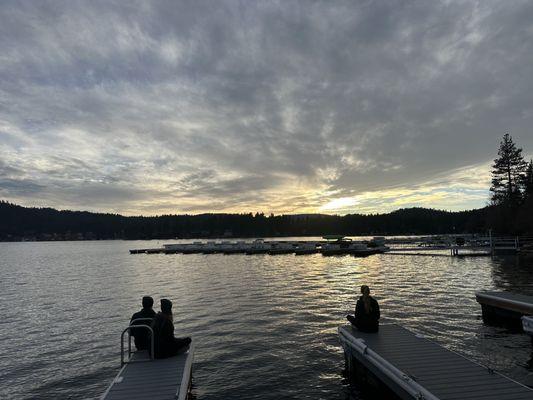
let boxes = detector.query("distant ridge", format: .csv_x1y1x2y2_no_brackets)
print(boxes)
0,200,492,241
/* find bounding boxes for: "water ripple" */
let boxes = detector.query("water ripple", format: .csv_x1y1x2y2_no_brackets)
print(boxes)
1,241,532,399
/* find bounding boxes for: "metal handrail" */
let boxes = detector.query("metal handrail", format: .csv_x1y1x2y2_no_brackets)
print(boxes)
339,327,440,400
129,318,155,358
121,318,155,366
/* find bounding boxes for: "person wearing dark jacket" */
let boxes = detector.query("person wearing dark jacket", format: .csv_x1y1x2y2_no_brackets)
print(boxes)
151,299,191,359
130,296,156,350
346,285,380,333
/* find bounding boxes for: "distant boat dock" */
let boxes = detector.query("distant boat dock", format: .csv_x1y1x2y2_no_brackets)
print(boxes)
129,235,533,257
339,324,533,400
376,235,531,257
129,236,389,257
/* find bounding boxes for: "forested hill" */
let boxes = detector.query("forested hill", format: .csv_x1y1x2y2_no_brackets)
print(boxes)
0,201,493,241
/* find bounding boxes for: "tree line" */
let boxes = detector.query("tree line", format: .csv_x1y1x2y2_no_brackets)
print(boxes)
0,133,531,241
0,201,489,241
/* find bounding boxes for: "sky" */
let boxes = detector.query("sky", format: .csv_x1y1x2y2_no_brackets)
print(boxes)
1,1,532,216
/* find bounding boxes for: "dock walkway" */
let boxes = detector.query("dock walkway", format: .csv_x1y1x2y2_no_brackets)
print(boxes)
101,344,194,400
339,324,533,400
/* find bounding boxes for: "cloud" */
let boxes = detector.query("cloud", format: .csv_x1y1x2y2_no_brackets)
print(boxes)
320,162,491,214
1,1,532,215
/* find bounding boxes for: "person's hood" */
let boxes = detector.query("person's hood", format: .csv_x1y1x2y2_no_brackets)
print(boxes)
161,298,173,313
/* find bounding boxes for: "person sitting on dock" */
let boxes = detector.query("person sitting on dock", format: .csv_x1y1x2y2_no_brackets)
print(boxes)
130,296,156,350
151,299,192,359
346,285,380,333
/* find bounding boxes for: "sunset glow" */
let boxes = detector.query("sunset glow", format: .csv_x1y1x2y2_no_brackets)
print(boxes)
1,2,532,215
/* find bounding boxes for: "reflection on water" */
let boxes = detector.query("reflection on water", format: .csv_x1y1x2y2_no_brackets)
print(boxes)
0,241,532,399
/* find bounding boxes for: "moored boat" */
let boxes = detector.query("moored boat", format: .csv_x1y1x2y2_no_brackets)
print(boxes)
268,241,297,255
182,241,205,254
245,239,270,254
202,241,223,254
222,241,248,254
294,242,320,255
321,236,355,256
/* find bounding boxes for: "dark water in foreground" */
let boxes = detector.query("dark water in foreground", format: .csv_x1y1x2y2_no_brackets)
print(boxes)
1,240,532,399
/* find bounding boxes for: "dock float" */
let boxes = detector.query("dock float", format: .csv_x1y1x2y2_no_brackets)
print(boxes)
101,323,194,400
476,291,533,325
339,324,533,400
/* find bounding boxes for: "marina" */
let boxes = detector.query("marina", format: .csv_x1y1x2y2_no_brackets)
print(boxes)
129,237,389,256
128,235,533,258
386,235,532,257
339,324,533,400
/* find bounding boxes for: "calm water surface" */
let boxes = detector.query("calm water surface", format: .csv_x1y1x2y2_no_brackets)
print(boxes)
1,240,532,399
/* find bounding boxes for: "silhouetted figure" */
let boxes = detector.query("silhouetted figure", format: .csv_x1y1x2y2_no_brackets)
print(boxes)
152,299,191,359
347,285,380,333
130,296,156,350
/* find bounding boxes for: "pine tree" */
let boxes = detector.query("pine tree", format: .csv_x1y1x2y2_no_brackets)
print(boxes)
524,159,533,198
490,133,528,205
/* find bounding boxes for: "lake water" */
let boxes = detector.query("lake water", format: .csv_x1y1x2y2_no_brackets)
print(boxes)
1,240,532,399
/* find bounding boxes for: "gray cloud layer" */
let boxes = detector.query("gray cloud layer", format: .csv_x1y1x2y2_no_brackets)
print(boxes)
1,1,532,214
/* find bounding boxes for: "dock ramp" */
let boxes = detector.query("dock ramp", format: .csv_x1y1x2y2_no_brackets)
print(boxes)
339,324,533,400
101,320,194,400
101,347,193,400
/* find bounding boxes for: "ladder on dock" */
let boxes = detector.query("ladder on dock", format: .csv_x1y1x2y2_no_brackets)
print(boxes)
339,324,533,400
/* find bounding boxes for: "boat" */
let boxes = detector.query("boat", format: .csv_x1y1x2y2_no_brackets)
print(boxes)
294,242,320,255
222,241,248,254
182,241,205,254
245,239,270,254
367,236,389,251
321,236,355,256
268,242,297,255
202,241,223,254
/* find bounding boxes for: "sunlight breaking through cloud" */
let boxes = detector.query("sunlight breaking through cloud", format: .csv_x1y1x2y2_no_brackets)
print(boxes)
1,1,532,215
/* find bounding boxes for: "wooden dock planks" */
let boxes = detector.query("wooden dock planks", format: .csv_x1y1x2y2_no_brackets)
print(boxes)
101,344,194,400
339,324,533,400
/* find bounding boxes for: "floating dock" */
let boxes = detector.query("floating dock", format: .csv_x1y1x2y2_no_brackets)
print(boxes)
476,291,533,325
101,321,194,400
101,346,194,400
129,235,532,257
129,238,388,257
339,324,533,400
